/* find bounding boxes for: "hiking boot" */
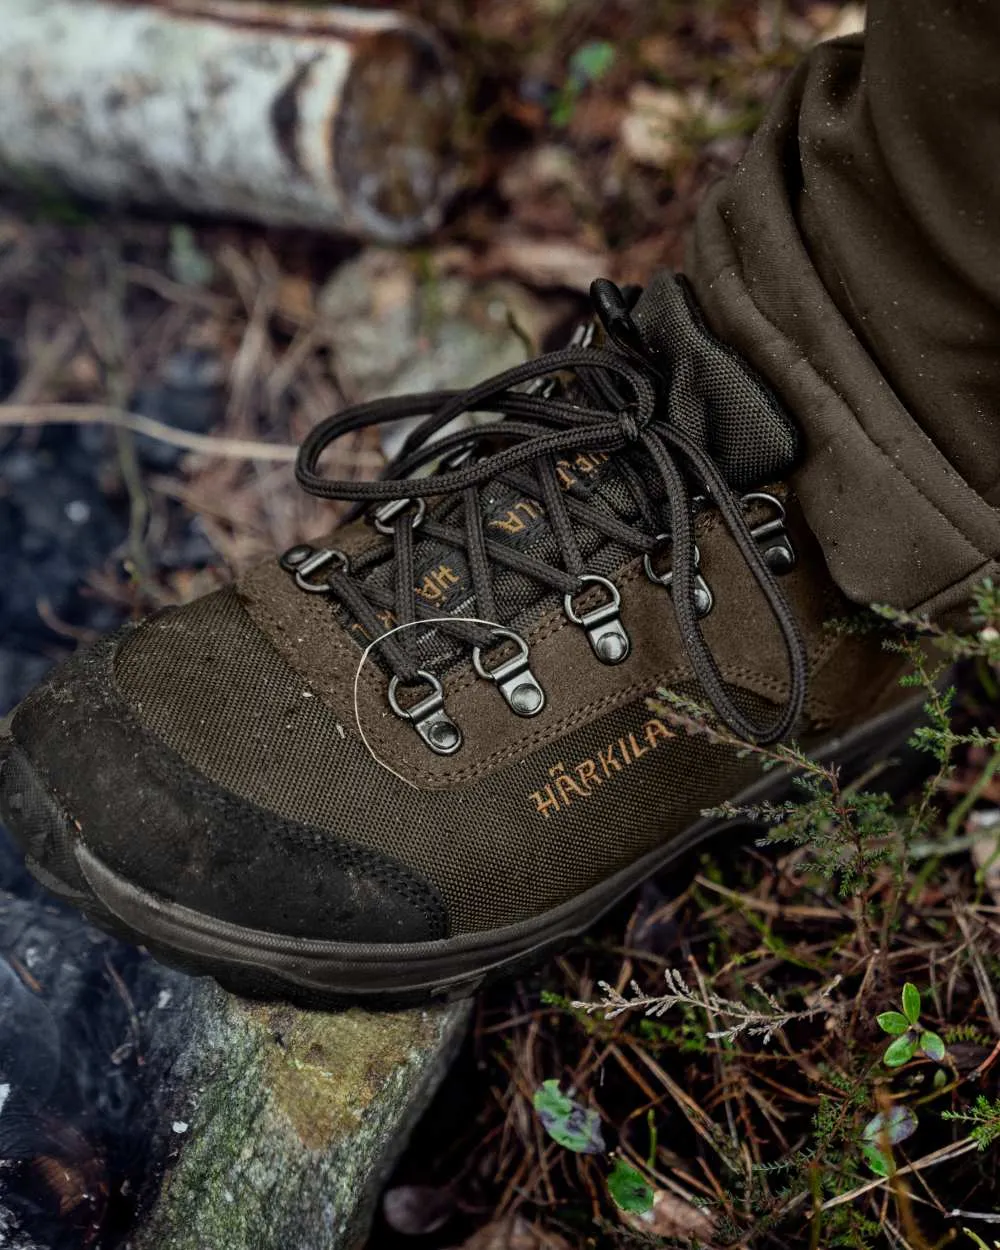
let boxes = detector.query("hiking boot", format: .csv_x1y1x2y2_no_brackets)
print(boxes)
0,273,921,1008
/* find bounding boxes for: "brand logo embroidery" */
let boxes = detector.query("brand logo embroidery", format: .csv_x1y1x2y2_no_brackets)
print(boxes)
555,450,610,489
529,717,674,818
348,565,463,639
415,563,460,603
488,498,542,535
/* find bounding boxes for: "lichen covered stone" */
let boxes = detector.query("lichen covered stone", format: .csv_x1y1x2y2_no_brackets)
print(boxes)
134,981,471,1250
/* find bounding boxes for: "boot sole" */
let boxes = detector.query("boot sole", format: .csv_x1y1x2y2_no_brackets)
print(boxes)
0,695,926,1010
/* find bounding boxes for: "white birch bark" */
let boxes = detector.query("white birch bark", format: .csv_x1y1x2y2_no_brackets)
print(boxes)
0,0,461,241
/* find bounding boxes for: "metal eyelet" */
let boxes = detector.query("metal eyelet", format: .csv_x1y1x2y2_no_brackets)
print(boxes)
643,536,714,618
741,492,796,574
387,670,462,755
439,444,475,471
373,497,427,535
472,629,546,717
524,322,596,397
568,320,597,349
280,545,349,593
524,376,559,398
563,574,630,665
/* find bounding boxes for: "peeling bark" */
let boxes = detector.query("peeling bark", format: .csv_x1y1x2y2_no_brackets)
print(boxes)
0,0,462,241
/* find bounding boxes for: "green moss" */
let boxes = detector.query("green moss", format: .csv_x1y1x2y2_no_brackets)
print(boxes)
256,1004,440,1150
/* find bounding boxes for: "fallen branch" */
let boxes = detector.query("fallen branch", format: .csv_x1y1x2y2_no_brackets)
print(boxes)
818,1138,979,1211
0,0,461,241
0,402,299,461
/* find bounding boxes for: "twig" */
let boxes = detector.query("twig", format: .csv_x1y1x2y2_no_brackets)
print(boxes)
93,247,154,586
0,403,299,461
949,1208,1000,1223
688,954,741,1152
954,906,1000,1035
35,597,103,644
945,748,1000,841
123,263,236,313
694,874,846,921
8,318,80,405
9,954,42,995
575,965,842,1045
818,1139,979,1211
971,1037,1000,1080
103,953,144,1068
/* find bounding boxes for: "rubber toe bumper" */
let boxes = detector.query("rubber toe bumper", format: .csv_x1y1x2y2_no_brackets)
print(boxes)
0,636,449,948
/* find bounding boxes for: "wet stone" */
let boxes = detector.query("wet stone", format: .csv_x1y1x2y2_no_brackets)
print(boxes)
317,249,567,461
0,891,185,1248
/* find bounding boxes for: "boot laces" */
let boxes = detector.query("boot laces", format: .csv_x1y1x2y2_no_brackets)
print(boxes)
284,278,808,753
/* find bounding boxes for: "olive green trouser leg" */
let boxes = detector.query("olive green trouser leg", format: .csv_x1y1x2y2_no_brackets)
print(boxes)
689,0,1000,615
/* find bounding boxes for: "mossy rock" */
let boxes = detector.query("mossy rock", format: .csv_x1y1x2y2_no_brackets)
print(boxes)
133,980,471,1250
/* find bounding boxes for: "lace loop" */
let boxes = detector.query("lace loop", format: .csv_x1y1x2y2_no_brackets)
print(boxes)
289,279,808,748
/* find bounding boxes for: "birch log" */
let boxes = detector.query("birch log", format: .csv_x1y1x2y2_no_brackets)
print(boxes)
0,0,462,242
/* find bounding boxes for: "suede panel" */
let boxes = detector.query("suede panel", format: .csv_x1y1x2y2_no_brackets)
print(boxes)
238,494,909,786
9,636,448,944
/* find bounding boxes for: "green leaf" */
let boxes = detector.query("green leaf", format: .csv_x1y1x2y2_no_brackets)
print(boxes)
533,1081,605,1154
168,224,215,288
862,1105,918,1147
920,1030,946,1062
877,1011,910,1036
862,1143,892,1177
861,1105,917,1178
902,983,922,1026
606,1158,654,1214
883,1033,917,1067
569,40,616,87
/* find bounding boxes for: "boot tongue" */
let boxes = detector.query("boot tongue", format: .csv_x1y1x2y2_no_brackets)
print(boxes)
344,271,799,665
352,441,641,661
628,271,799,489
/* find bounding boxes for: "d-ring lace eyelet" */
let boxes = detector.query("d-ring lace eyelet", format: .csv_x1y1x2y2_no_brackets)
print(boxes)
374,497,427,535
741,492,796,574
289,275,808,747
563,574,630,664
280,545,349,593
472,629,546,717
643,536,714,618
387,670,462,755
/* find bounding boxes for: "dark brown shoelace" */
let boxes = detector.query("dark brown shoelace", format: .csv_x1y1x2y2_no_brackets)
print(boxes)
286,279,808,750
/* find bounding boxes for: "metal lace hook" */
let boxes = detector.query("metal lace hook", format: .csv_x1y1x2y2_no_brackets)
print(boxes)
279,545,349,593
563,574,630,664
643,535,714,618
472,628,546,717
741,492,796,574
387,670,462,756
373,497,427,535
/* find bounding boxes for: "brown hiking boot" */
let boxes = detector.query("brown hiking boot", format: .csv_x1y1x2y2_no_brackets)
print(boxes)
0,273,920,1007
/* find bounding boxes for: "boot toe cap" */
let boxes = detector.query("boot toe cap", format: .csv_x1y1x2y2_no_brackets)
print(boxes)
0,629,448,946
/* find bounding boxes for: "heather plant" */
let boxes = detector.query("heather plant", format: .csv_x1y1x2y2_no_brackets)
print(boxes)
876,982,946,1068
516,585,1000,1247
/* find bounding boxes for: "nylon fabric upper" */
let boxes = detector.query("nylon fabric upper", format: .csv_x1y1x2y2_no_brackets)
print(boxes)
113,586,769,934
